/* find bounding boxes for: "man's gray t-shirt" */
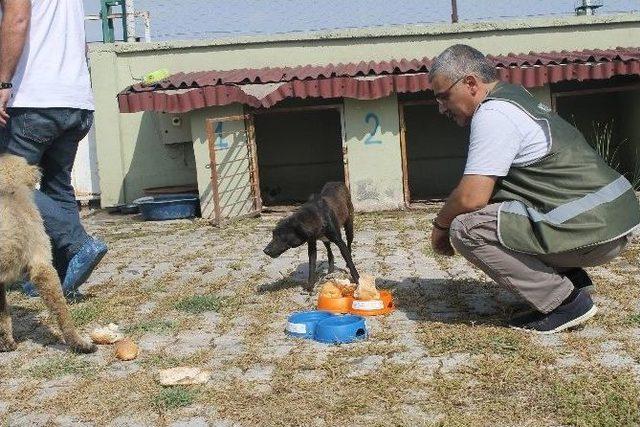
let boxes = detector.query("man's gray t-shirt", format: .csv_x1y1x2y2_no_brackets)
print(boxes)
464,100,551,176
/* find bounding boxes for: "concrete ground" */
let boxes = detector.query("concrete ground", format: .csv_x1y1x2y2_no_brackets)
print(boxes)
1,206,639,426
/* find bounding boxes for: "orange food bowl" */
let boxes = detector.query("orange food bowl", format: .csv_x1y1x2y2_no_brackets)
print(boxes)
317,294,355,314
349,290,394,316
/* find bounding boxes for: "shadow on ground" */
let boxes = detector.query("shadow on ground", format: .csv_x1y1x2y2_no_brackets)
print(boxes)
257,265,531,328
9,305,63,348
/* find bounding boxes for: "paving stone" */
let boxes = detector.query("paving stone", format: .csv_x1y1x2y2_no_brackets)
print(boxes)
243,365,275,382
54,415,95,427
32,375,77,402
138,333,175,352
7,412,51,426
169,417,209,427
347,355,385,377
108,415,157,427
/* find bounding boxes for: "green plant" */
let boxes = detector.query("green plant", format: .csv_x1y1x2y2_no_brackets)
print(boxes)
152,387,196,410
174,294,223,314
589,120,640,189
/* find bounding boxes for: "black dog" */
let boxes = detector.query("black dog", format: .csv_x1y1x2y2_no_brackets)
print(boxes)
263,182,359,291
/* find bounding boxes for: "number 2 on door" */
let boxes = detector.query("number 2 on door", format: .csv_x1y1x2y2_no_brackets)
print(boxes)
364,113,382,145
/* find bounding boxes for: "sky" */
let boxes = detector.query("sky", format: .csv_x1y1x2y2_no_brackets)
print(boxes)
82,0,640,43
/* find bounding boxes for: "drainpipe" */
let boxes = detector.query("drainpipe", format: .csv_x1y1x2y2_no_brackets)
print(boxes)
451,0,459,23
125,0,136,41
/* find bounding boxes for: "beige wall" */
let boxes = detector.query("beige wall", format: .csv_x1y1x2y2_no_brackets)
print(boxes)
89,14,640,208
344,96,404,211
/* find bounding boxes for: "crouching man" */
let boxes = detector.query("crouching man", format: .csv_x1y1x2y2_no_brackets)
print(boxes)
428,44,640,334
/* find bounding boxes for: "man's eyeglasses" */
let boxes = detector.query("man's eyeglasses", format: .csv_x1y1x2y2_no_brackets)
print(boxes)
434,76,465,103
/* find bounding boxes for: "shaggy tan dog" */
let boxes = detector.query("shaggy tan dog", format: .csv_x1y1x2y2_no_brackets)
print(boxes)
0,154,96,353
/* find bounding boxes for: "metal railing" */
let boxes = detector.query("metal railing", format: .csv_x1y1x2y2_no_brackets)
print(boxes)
85,0,151,43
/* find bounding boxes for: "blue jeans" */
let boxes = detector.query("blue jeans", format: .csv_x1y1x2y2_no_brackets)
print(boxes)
0,108,93,280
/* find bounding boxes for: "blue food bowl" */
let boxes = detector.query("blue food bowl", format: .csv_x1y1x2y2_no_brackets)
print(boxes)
286,310,334,339
313,315,368,344
133,193,200,221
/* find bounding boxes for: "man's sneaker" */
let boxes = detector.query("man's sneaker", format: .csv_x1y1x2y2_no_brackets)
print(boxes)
62,237,108,297
509,289,597,334
564,268,594,293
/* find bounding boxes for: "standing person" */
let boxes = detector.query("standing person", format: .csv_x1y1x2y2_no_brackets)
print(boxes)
428,44,640,334
0,0,108,297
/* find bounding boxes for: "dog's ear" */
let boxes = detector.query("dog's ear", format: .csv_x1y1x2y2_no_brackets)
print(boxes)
0,154,41,193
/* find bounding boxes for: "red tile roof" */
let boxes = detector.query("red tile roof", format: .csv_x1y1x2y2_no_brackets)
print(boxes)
118,47,640,113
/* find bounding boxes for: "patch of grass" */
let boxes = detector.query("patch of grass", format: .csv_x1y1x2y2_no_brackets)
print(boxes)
553,369,640,426
125,319,178,335
627,313,640,325
70,300,105,326
27,355,93,380
174,294,223,314
417,323,537,359
152,386,197,410
103,228,155,243
228,260,248,271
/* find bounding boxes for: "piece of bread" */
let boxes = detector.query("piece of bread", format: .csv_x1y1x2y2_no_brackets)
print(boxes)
334,280,356,297
354,274,380,300
320,282,343,298
90,323,123,345
115,338,139,361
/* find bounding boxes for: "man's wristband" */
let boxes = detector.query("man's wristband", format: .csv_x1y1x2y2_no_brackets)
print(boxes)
0,82,12,89
432,218,450,231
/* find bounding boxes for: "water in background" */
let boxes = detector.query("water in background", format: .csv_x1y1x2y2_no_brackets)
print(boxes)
83,0,640,43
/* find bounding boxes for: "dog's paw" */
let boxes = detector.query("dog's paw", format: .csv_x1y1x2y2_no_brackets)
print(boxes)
0,339,18,352
70,339,98,354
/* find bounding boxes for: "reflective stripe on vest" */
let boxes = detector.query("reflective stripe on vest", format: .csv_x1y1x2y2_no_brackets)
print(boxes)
501,175,633,224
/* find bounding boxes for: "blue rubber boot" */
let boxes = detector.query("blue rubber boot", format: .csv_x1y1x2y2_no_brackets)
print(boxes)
62,238,108,297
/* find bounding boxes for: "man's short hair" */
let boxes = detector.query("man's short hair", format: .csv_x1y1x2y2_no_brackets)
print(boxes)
429,44,497,83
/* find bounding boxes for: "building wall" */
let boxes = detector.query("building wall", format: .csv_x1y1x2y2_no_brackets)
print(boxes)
89,14,640,208
344,95,404,211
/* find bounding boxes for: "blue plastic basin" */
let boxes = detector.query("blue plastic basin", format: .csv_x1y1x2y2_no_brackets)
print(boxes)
313,315,368,344
285,310,334,339
133,193,200,221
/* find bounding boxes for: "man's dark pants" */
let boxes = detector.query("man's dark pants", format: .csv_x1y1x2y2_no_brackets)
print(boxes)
0,107,93,280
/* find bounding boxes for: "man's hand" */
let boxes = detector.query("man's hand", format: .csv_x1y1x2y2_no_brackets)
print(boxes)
0,88,11,127
431,226,454,256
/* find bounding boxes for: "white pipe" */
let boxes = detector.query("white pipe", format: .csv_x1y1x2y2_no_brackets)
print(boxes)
140,11,151,42
125,0,136,42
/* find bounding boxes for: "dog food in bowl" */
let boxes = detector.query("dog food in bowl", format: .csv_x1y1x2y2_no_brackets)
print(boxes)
349,290,394,316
